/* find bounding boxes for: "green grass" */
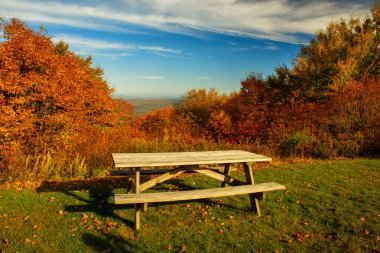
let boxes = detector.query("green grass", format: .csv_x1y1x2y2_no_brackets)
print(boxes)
0,159,379,252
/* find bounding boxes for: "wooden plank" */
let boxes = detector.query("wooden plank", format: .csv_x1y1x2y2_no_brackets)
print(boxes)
139,167,187,192
112,150,271,168
127,168,133,193
221,163,231,187
243,162,254,185
243,163,261,216
195,169,245,186
110,167,237,176
115,182,286,204
134,168,141,230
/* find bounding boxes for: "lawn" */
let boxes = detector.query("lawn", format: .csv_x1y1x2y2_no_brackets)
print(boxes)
0,159,379,252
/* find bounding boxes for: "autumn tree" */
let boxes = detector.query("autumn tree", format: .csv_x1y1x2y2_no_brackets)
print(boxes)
267,4,379,101
174,88,228,132
0,18,134,172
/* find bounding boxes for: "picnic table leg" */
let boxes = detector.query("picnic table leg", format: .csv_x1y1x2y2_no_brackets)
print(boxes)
127,168,133,193
243,162,262,217
221,163,231,188
134,167,141,230
143,203,148,212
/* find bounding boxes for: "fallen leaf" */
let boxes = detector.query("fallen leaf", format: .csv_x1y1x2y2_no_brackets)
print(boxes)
165,245,173,250
49,197,55,202
365,229,369,235
360,217,366,222
2,214,8,218
81,213,89,219
105,219,118,228
2,239,9,246
293,231,305,242
25,238,31,244
179,245,187,252
93,218,102,225
58,210,67,215
326,232,337,240
4,225,10,229
69,228,77,232
23,215,30,222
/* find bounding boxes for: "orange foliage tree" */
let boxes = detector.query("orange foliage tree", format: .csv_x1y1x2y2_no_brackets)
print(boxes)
0,18,135,174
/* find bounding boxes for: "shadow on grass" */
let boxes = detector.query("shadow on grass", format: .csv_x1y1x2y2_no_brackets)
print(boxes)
36,177,135,228
36,177,130,192
82,232,145,253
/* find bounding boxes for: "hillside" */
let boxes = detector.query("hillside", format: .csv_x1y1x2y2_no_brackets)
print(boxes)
127,99,180,115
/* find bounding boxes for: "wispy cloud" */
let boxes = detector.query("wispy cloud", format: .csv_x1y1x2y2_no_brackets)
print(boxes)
136,76,163,80
0,0,372,44
228,43,280,52
52,34,185,58
195,76,211,81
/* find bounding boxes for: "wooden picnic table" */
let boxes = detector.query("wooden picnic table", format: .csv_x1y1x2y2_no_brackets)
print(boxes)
111,150,285,230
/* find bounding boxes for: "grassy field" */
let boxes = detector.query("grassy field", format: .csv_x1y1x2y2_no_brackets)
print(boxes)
0,159,379,252
127,99,180,115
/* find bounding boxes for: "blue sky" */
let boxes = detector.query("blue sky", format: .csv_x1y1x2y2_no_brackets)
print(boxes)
0,0,373,98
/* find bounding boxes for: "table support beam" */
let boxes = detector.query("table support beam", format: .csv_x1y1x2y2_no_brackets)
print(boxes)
134,167,141,230
139,167,187,192
221,163,231,188
195,168,245,186
243,163,261,217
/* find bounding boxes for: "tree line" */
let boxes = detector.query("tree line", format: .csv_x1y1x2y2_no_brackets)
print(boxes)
0,5,379,181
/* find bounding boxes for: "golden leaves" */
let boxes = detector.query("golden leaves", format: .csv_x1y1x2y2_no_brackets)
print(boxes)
1,18,136,174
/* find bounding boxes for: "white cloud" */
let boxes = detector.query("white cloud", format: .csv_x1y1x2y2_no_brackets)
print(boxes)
0,0,372,43
52,34,185,58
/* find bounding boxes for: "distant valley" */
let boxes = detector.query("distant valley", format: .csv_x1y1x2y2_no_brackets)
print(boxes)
127,98,180,115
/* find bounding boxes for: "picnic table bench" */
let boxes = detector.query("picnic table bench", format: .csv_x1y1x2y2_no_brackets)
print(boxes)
111,150,285,230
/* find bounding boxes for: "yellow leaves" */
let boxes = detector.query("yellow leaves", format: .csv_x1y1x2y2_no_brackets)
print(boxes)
2,238,9,247
57,210,67,215
1,18,130,173
292,231,310,243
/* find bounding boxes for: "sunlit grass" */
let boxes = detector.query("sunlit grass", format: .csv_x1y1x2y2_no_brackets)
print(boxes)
0,159,379,252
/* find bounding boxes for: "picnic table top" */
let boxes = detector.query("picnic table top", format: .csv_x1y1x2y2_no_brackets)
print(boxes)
112,150,271,168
